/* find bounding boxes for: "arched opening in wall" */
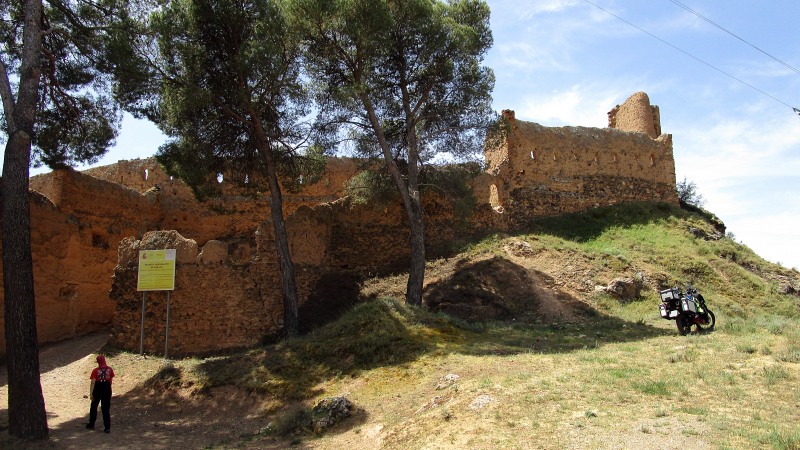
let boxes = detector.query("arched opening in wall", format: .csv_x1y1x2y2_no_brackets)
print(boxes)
298,273,361,334
649,154,655,167
144,169,149,180
217,173,224,183
489,184,504,213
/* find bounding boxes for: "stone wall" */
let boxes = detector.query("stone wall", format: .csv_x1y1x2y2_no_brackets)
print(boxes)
0,92,678,356
1,171,161,354
109,231,287,355
485,106,675,228
0,192,112,348
78,157,361,244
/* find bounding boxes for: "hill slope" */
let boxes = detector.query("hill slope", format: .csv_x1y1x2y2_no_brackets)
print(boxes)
3,202,799,449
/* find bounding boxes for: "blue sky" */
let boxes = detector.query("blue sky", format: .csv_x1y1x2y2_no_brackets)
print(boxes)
483,0,800,269
25,0,800,269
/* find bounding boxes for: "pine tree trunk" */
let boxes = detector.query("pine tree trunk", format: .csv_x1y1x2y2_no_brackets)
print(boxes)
254,132,299,338
358,92,428,306
0,0,49,440
405,192,426,306
2,132,49,440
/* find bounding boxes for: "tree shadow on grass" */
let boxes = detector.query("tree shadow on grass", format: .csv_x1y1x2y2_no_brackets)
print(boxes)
298,272,362,334
191,255,671,402
195,299,434,401
40,254,673,449
34,385,312,450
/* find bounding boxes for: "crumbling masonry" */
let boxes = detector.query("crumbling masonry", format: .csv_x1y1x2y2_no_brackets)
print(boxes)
0,92,676,356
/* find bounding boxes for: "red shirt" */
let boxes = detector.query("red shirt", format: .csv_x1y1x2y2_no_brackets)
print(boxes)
90,366,115,384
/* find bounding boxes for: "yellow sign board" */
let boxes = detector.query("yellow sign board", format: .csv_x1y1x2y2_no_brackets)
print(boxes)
137,249,176,291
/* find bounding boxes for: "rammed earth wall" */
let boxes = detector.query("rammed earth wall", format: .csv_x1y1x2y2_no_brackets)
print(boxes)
484,111,675,228
0,92,678,356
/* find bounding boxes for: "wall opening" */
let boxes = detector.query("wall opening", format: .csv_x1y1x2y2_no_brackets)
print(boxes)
92,232,109,250
489,184,504,213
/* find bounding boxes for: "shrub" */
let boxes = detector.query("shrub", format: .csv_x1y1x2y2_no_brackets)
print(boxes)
676,177,705,208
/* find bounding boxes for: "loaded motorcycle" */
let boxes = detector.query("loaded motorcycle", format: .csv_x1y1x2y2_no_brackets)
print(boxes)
659,285,715,335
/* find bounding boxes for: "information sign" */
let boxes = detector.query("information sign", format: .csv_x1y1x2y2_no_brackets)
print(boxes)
137,249,176,291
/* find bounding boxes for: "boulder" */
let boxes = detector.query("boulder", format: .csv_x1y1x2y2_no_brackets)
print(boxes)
117,236,141,267
605,277,643,302
779,283,797,296
140,230,198,264
311,396,353,434
197,240,228,265
505,240,535,257
468,394,495,410
436,373,461,390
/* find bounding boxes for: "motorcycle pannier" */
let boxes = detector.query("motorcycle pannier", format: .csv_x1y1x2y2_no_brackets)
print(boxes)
660,288,680,302
681,297,698,313
659,303,669,318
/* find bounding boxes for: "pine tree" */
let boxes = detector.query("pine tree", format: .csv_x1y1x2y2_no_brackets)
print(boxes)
290,0,495,305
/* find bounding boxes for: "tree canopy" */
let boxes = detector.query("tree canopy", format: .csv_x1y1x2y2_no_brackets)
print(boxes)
1,0,122,169
111,0,328,336
291,0,495,305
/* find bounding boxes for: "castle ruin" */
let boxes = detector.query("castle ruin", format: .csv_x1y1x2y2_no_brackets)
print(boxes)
0,92,677,356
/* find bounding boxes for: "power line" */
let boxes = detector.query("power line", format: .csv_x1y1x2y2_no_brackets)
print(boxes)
666,0,800,77
581,0,798,112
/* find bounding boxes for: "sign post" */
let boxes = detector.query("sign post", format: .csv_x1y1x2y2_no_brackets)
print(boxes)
137,249,177,358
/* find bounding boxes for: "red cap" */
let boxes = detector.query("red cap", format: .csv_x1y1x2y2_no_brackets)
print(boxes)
96,355,107,367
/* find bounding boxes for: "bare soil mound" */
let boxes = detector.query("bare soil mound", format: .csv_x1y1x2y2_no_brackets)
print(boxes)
423,255,596,323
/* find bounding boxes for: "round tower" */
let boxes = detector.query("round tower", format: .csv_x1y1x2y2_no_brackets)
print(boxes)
607,92,661,138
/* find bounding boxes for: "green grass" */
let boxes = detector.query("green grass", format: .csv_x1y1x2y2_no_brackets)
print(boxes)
632,380,672,396
764,427,800,450
129,201,800,448
763,365,791,386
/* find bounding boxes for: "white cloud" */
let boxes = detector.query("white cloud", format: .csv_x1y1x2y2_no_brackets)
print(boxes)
525,0,580,17
514,84,626,127
675,113,800,184
732,59,800,79
728,211,800,269
493,41,573,72
671,106,800,269
490,0,580,20
486,0,618,75
654,10,707,32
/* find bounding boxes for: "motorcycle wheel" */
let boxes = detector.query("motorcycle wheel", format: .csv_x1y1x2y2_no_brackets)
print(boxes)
695,309,716,333
676,314,692,336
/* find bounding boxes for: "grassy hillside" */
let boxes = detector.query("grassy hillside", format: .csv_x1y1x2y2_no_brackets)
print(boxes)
128,202,800,449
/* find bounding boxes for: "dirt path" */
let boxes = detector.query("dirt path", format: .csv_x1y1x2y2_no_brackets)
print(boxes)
1,332,273,449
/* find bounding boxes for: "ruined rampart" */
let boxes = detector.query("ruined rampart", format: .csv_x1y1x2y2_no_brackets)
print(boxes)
485,106,675,228
0,92,678,356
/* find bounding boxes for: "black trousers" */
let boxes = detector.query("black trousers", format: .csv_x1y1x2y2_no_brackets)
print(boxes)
88,382,112,430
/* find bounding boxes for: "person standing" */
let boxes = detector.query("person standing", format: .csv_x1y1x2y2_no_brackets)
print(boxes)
86,354,115,433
